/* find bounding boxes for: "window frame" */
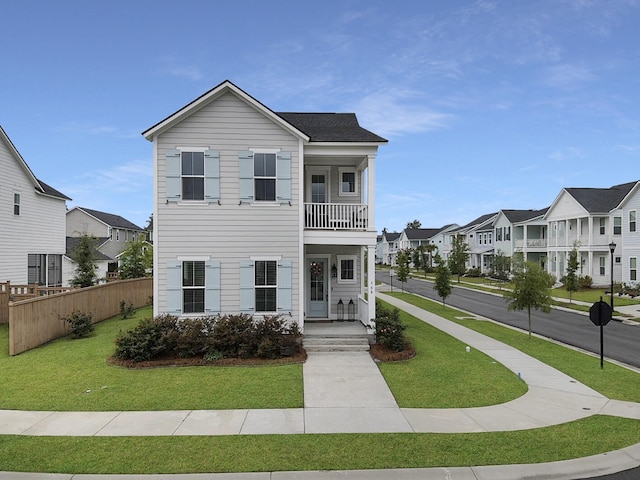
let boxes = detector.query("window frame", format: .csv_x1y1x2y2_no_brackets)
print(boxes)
253,152,278,203
182,260,206,314
630,210,637,233
599,218,606,235
613,216,622,235
337,254,357,284
338,168,358,197
631,257,637,282
599,256,606,276
13,193,20,216
254,259,278,313
180,150,206,202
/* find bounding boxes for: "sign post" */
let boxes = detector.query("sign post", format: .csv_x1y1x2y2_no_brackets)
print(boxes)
589,297,612,369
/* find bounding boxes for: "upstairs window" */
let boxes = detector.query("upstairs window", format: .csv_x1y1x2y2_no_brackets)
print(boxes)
181,151,205,201
600,256,606,276
630,210,637,233
613,216,622,235
339,168,357,196
631,257,637,281
254,153,277,201
13,193,20,216
599,218,606,235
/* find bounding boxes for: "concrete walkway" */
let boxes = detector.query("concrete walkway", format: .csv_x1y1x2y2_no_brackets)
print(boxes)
1,292,640,479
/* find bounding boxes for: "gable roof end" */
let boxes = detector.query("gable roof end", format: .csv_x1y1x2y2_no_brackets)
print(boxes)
142,80,310,142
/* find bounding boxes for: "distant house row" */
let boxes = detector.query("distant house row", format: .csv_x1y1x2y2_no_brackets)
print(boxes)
378,180,640,288
0,125,148,287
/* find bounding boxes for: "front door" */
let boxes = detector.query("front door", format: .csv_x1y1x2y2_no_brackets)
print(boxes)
307,258,328,318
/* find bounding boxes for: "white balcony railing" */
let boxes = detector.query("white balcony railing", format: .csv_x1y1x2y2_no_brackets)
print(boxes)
515,239,548,248
304,203,368,230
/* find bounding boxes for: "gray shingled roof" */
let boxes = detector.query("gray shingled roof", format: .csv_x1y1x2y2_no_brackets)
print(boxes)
502,208,549,223
384,232,401,242
276,112,387,143
78,207,143,231
66,237,112,261
37,178,71,201
405,228,441,240
454,212,498,231
566,181,638,213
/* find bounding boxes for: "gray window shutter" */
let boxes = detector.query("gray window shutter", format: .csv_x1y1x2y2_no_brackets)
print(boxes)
166,261,182,315
165,149,181,202
278,259,292,313
205,260,221,315
277,151,291,203
239,260,254,313
204,150,220,203
238,151,254,203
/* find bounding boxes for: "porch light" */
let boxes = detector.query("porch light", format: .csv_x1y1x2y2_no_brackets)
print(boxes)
348,298,355,321
331,263,338,278
337,299,345,321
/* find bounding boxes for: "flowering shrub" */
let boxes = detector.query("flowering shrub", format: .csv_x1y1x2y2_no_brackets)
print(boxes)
375,300,407,352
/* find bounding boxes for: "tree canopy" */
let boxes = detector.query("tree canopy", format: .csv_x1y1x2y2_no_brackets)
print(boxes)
71,233,100,288
504,261,553,337
448,234,470,282
433,254,452,306
119,240,153,279
406,219,421,229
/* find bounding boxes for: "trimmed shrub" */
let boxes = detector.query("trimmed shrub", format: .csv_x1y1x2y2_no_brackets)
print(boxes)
375,300,407,352
119,300,135,319
61,310,94,339
578,275,593,289
114,315,177,362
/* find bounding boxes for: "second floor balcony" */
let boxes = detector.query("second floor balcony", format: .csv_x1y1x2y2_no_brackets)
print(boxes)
304,202,368,230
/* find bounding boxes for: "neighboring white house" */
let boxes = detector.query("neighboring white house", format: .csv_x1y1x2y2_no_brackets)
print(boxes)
493,208,548,267
143,80,386,330
379,231,401,266
64,207,145,284
0,125,70,286
445,213,497,273
545,181,639,287
613,181,640,286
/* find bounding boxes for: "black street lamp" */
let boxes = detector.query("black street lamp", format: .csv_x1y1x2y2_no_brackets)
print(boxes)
609,242,616,312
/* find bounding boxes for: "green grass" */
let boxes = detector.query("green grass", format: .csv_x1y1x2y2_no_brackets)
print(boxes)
385,292,640,402
0,307,303,411
377,300,527,407
1,416,638,474
2,301,640,473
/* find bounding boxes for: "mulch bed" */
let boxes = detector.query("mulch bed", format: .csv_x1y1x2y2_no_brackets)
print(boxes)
108,344,415,369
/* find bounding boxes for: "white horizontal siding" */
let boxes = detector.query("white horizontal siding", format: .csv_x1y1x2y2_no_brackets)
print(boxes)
154,91,301,317
0,140,67,284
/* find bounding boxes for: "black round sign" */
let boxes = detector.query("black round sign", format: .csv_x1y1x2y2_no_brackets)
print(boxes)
589,300,612,326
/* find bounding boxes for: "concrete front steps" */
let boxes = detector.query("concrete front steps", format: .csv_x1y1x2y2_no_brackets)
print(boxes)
303,321,372,353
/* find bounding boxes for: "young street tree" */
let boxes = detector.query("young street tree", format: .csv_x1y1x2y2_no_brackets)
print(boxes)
504,261,553,337
119,240,153,279
71,233,100,287
449,234,470,283
565,242,580,304
491,250,511,281
412,247,422,272
433,254,452,307
395,249,411,292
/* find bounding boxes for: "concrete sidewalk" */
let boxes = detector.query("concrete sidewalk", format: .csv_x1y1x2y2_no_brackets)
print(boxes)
1,292,640,479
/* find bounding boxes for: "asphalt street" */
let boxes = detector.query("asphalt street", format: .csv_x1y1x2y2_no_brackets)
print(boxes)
376,271,640,368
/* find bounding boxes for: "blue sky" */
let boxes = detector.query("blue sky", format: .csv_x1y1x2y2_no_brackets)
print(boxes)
2,0,639,232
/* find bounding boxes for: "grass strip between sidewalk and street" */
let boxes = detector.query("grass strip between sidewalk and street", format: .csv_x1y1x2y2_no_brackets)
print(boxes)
0,416,639,474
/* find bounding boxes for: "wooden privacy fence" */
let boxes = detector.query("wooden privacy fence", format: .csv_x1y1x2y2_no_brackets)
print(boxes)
0,282,76,324
9,277,152,356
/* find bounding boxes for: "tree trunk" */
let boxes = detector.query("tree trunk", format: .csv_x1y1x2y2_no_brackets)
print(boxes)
528,306,532,338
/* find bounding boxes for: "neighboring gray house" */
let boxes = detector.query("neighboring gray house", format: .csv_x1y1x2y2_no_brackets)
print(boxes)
379,231,401,266
493,208,548,268
143,80,386,330
65,206,145,284
444,213,497,273
0,125,70,286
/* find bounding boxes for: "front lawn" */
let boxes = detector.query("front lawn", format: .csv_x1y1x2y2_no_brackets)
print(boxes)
0,307,303,411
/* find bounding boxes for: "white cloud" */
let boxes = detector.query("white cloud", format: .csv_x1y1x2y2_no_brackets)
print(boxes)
542,63,594,88
54,123,117,135
351,90,454,138
549,147,584,162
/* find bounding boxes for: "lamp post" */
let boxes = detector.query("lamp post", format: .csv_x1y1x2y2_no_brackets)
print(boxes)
609,242,616,312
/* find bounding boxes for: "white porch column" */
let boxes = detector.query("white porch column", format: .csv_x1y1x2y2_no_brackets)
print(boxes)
523,224,528,260
367,244,376,328
367,154,376,231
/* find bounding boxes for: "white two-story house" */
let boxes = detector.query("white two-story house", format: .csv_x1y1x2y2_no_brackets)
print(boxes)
0,126,70,287
446,213,497,273
545,181,638,286
493,208,548,268
143,81,386,331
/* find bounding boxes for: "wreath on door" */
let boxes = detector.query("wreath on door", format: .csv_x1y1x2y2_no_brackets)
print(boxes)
310,262,323,277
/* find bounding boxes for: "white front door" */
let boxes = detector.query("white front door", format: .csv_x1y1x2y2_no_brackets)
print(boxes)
307,258,328,318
